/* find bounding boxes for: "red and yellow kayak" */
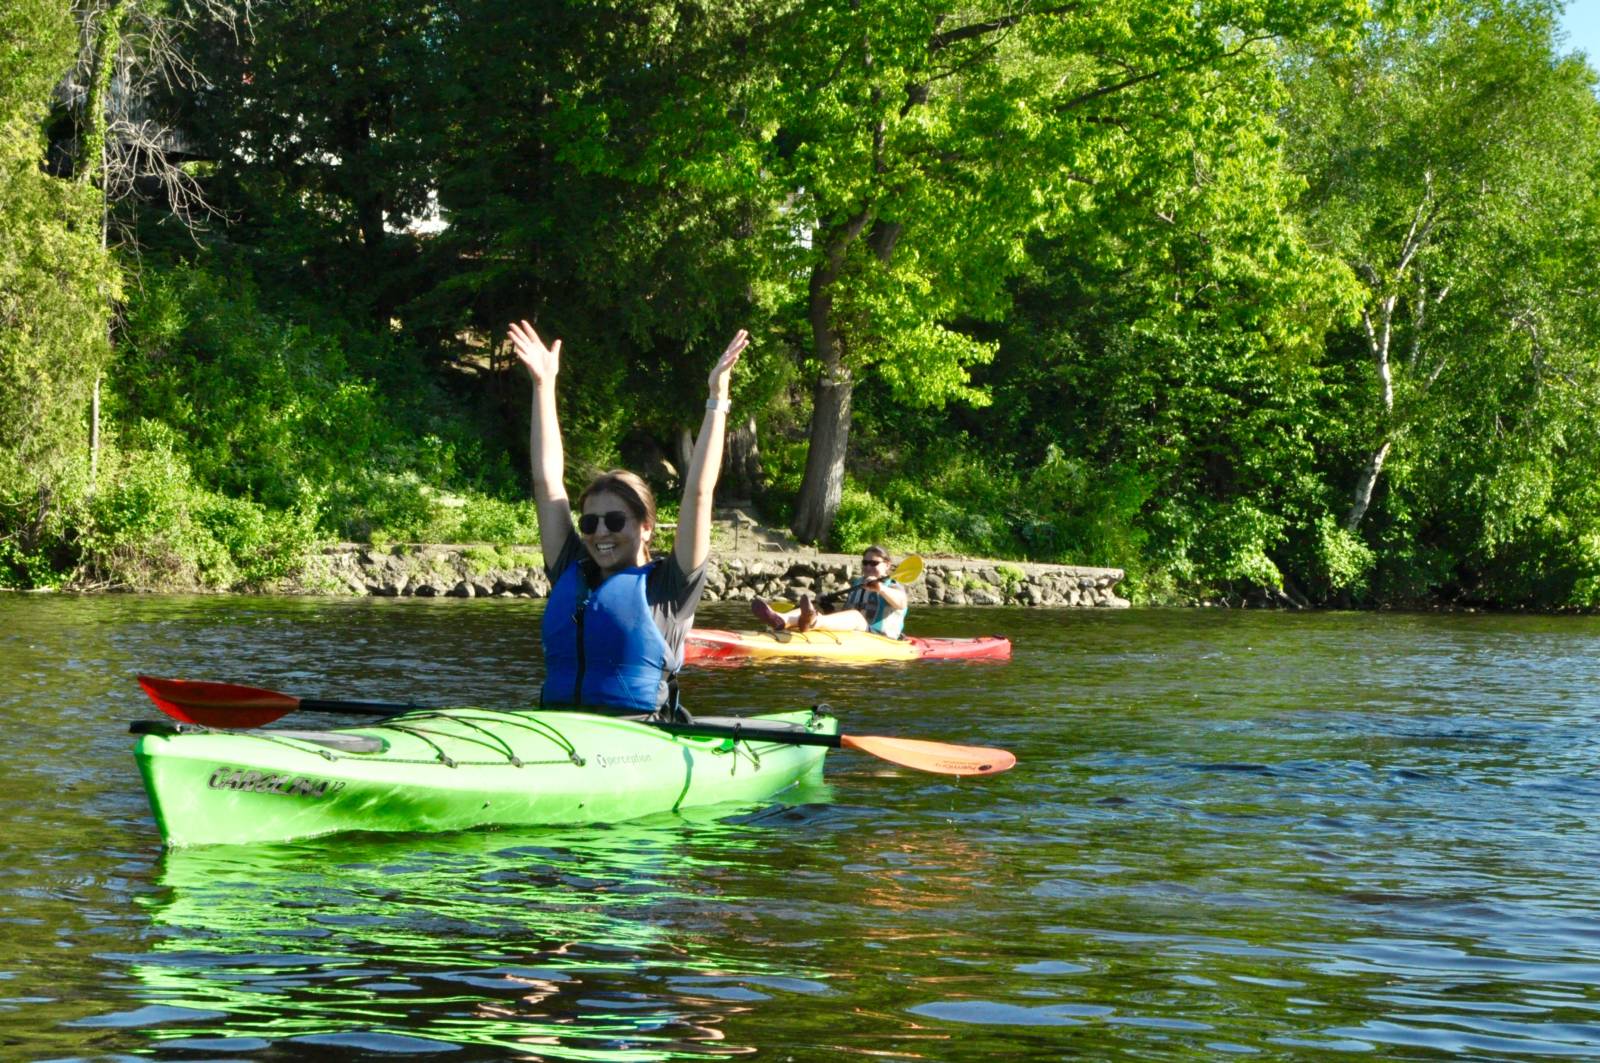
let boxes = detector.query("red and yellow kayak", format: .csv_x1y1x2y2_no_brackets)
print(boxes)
685,628,1012,664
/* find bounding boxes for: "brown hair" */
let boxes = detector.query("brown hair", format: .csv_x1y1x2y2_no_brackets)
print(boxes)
578,470,657,529
863,544,891,563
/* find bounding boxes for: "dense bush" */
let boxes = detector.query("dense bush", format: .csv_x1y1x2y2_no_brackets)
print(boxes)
112,261,546,555
78,429,319,589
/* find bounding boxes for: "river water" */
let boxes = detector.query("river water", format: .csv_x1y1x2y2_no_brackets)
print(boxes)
3,594,1600,1060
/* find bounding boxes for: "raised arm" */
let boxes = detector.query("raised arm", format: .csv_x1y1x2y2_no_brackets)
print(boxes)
508,320,572,571
675,329,749,573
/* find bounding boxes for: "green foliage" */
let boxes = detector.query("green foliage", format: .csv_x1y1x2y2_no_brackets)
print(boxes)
450,497,540,547
829,485,905,554
113,259,541,555
1281,0,1600,605
461,546,499,576
1018,447,1154,573
5,0,1598,612
525,0,1372,538
77,431,318,590
0,458,91,590
781,437,1159,592
873,448,1020,558
0,0,119,582
1311,515,1377,598
1564,533,1600,610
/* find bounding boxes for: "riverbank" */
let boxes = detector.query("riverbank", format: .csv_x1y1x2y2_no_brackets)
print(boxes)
291,542,1130,609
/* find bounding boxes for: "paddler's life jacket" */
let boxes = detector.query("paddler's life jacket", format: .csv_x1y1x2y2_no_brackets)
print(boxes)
541,557,670,713
845,577,906,639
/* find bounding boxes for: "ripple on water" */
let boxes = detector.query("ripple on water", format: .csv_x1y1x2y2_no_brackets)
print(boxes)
8,599,1600,1059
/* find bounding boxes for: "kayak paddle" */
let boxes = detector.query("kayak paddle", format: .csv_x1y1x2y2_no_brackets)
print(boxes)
135,675,1016,776
136,675,425,728
770,554,924,614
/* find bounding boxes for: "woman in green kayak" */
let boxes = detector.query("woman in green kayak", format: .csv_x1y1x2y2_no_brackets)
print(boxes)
508,319,749,718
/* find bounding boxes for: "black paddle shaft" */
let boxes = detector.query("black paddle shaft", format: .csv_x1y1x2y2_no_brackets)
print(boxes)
651,720,844,748
299,697,422,714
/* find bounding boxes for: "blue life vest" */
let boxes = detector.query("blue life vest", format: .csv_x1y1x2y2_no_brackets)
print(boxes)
542,558,669,712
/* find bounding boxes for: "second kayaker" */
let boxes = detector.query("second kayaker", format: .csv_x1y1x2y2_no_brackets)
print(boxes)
752,545,910,638
509,319,748,719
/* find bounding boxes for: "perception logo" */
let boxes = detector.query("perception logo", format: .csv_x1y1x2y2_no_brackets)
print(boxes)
208,766,347,798
593,753,654,769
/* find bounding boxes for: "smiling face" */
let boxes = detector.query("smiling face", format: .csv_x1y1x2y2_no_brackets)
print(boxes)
580,489,651,573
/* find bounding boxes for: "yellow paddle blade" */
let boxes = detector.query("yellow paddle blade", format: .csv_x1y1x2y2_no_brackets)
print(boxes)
892,554,923,583
841,734,1016,776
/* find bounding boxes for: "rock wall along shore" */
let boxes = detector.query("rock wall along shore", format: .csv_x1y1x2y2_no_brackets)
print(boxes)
297,546,1129,609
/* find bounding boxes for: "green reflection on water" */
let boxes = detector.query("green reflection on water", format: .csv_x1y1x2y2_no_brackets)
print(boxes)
133,799,833,1059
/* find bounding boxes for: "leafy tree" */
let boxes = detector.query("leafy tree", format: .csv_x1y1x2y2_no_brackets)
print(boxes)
459,0,1364,545
711,0,1367,544
180,0,776,495
413,0,783,479
61,0,243,224
976,69,1362,600
181,0,444,327
59,0,253,482
1282,0,1600,603
0,0,119,584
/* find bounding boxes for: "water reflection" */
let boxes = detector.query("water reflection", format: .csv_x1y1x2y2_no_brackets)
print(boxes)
123,803,833,1059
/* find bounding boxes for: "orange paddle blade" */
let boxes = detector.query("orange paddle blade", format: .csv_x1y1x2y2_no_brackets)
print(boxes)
137,675,300,728
841,735,1016,776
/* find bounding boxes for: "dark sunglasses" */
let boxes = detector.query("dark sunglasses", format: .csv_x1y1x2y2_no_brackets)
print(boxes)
579,510,630,534
862,556,888,567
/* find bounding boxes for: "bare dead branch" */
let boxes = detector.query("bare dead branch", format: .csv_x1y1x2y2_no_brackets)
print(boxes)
66,0,255,243
929,4,1085,52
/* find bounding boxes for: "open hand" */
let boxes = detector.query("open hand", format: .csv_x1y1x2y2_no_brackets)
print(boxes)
708,329,749,396
508,320,561,385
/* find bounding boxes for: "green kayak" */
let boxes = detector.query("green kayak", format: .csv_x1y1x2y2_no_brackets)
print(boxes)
132,706,836,848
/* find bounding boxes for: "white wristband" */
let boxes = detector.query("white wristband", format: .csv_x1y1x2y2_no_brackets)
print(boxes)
705,398,731,413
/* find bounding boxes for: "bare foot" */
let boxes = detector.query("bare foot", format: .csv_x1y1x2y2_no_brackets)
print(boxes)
752,599,787,631
797,595,819,632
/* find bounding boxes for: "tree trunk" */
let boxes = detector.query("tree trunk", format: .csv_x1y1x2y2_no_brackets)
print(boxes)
789,212,871,545
1343,439,1391,532
791,367,853,545
724,414,763,504
78,0,131,187
1343,190,1442,535
676,427,694,482
1344,298,1398,533
81,0,129,491
334,108,391,328
90,376,100,489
